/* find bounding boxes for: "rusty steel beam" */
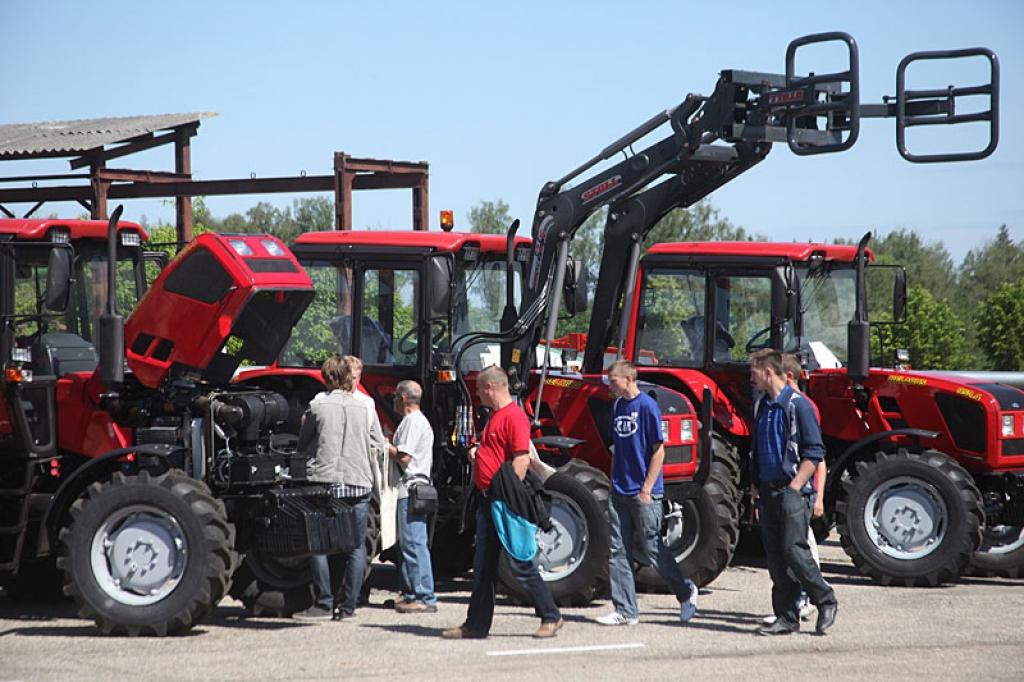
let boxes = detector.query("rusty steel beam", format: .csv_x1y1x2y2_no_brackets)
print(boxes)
68,123,199,170
96,169,192,183
0,172,89,183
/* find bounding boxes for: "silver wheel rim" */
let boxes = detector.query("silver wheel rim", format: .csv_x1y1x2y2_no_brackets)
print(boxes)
536,491,588,582
90,504,188,606
864,475,948,560
662,500,699,563
978,525,1024,555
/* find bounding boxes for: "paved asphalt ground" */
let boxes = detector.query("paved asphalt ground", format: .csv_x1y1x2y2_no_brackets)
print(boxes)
1,536,1022,681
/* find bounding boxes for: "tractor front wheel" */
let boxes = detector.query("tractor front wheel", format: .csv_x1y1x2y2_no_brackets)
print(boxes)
57,470,236,636
836,448,982,587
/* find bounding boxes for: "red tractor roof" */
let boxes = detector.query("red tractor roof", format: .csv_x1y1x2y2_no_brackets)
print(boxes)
0,218,148,241
646,241,874,262
293,230,529,254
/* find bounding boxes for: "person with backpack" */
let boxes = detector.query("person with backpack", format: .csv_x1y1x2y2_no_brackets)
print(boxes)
749,349,837,636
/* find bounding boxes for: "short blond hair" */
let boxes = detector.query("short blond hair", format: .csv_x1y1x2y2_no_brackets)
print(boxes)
608,359,637,381
478,365,509,389
321,354,361,391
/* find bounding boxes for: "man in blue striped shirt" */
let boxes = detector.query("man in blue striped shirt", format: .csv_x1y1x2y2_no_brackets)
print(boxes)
749,349,838,636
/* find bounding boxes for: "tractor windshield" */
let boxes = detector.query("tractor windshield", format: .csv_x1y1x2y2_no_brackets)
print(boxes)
451,255,522,373
785,265,858,365
12,241,145,344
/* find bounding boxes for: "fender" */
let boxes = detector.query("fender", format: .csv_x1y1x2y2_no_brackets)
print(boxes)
824,427,940,502
38,444,182,557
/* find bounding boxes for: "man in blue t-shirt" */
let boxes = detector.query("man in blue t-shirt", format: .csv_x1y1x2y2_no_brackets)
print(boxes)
594,360,699,626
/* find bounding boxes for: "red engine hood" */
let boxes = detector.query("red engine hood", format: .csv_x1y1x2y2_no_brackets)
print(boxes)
124,233,314,388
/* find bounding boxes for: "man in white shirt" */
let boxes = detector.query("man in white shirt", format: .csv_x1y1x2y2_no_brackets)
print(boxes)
387,380,437,613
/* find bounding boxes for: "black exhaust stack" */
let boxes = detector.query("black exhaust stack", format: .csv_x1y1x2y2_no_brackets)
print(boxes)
98,205,125,386
847,232,872,384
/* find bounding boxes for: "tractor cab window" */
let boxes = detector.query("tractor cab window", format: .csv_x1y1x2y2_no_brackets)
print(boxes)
280,261,355,368
360,267,418,366
279,262,419,368
787,265,857,364
635,268,705,365
70,251,145,343
711,275,772,362
12,251,72,339
452,256,521,372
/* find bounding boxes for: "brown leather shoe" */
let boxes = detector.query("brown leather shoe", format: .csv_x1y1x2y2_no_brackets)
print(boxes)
533,619,565,639
441,625,487,639
396,600,438,614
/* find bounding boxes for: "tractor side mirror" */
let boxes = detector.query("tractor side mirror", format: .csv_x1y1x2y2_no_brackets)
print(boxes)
771,265,796,324
44,246,72,312
562,259,588,316
425,255,453,321
893,268,907,322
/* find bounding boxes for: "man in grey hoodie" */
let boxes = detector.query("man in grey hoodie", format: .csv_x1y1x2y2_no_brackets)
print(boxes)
294,354,385,621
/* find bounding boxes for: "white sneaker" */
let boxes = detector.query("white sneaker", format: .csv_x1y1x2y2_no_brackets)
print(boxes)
595,611,639,626
799,603,816,621
679,582,698,623
762,615,778,626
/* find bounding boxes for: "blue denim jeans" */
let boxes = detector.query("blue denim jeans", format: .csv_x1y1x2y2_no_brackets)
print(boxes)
608,491,695,619
309,493,370,615
758,485,836,626
464,496,560,634
397,496,436,606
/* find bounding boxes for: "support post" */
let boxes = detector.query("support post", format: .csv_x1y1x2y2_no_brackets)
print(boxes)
174,129,193,243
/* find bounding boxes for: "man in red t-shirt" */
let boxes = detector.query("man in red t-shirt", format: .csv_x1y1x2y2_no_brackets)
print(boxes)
442,365,564,640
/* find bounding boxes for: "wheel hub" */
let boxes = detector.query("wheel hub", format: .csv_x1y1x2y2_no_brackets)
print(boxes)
91,506,188,605
537,493,588,581
979,525,1024,555
865,477,947,559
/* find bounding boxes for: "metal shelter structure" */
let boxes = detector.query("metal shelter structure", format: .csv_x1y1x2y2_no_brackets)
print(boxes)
0,113,430,243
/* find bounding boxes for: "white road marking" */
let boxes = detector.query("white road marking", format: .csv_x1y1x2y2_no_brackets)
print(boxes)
487,642,645,657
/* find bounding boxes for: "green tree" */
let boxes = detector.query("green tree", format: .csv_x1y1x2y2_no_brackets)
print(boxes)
644,199,760,247
873,285,970,369
871,229,957,302
975,280,1024,370
959,225,1024,310
467,199,512,235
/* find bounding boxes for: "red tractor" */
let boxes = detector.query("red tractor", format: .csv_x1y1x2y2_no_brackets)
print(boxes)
0,209,346,635
607,234,1023,586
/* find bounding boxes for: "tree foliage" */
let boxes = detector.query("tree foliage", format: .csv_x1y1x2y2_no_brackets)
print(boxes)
873,285,971,370
975,280,1024,370
467,199,512,235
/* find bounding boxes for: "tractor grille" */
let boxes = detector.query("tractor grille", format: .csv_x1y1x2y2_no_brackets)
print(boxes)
935,392,987,453
1003,439,1024,456
664,445,693,465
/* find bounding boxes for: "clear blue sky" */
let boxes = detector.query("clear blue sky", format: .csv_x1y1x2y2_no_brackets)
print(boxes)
3,0,1021,264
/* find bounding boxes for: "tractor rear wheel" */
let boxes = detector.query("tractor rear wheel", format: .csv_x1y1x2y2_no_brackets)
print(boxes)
499,459,609,606
57,470,236,636
968,524,1024,578
836,448,982,587
635,439,740,590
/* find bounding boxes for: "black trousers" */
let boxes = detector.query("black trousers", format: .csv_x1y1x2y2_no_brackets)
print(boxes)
758,485,837,626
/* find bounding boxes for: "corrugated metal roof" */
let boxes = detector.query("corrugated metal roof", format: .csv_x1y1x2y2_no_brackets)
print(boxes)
0,112,217,159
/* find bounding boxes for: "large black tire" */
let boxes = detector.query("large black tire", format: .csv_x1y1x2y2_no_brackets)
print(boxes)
230,500,381,616
56,470,236,636
228,551,314,616
635,442,740,590
968,524,1024,578
499,459,610,606
836,448,983,587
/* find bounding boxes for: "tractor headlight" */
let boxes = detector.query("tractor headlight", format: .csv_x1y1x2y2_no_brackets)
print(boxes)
120,232,142,247
11,347,31,363
661,419,670,442
680,418,694,444
1002,414,1015,437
